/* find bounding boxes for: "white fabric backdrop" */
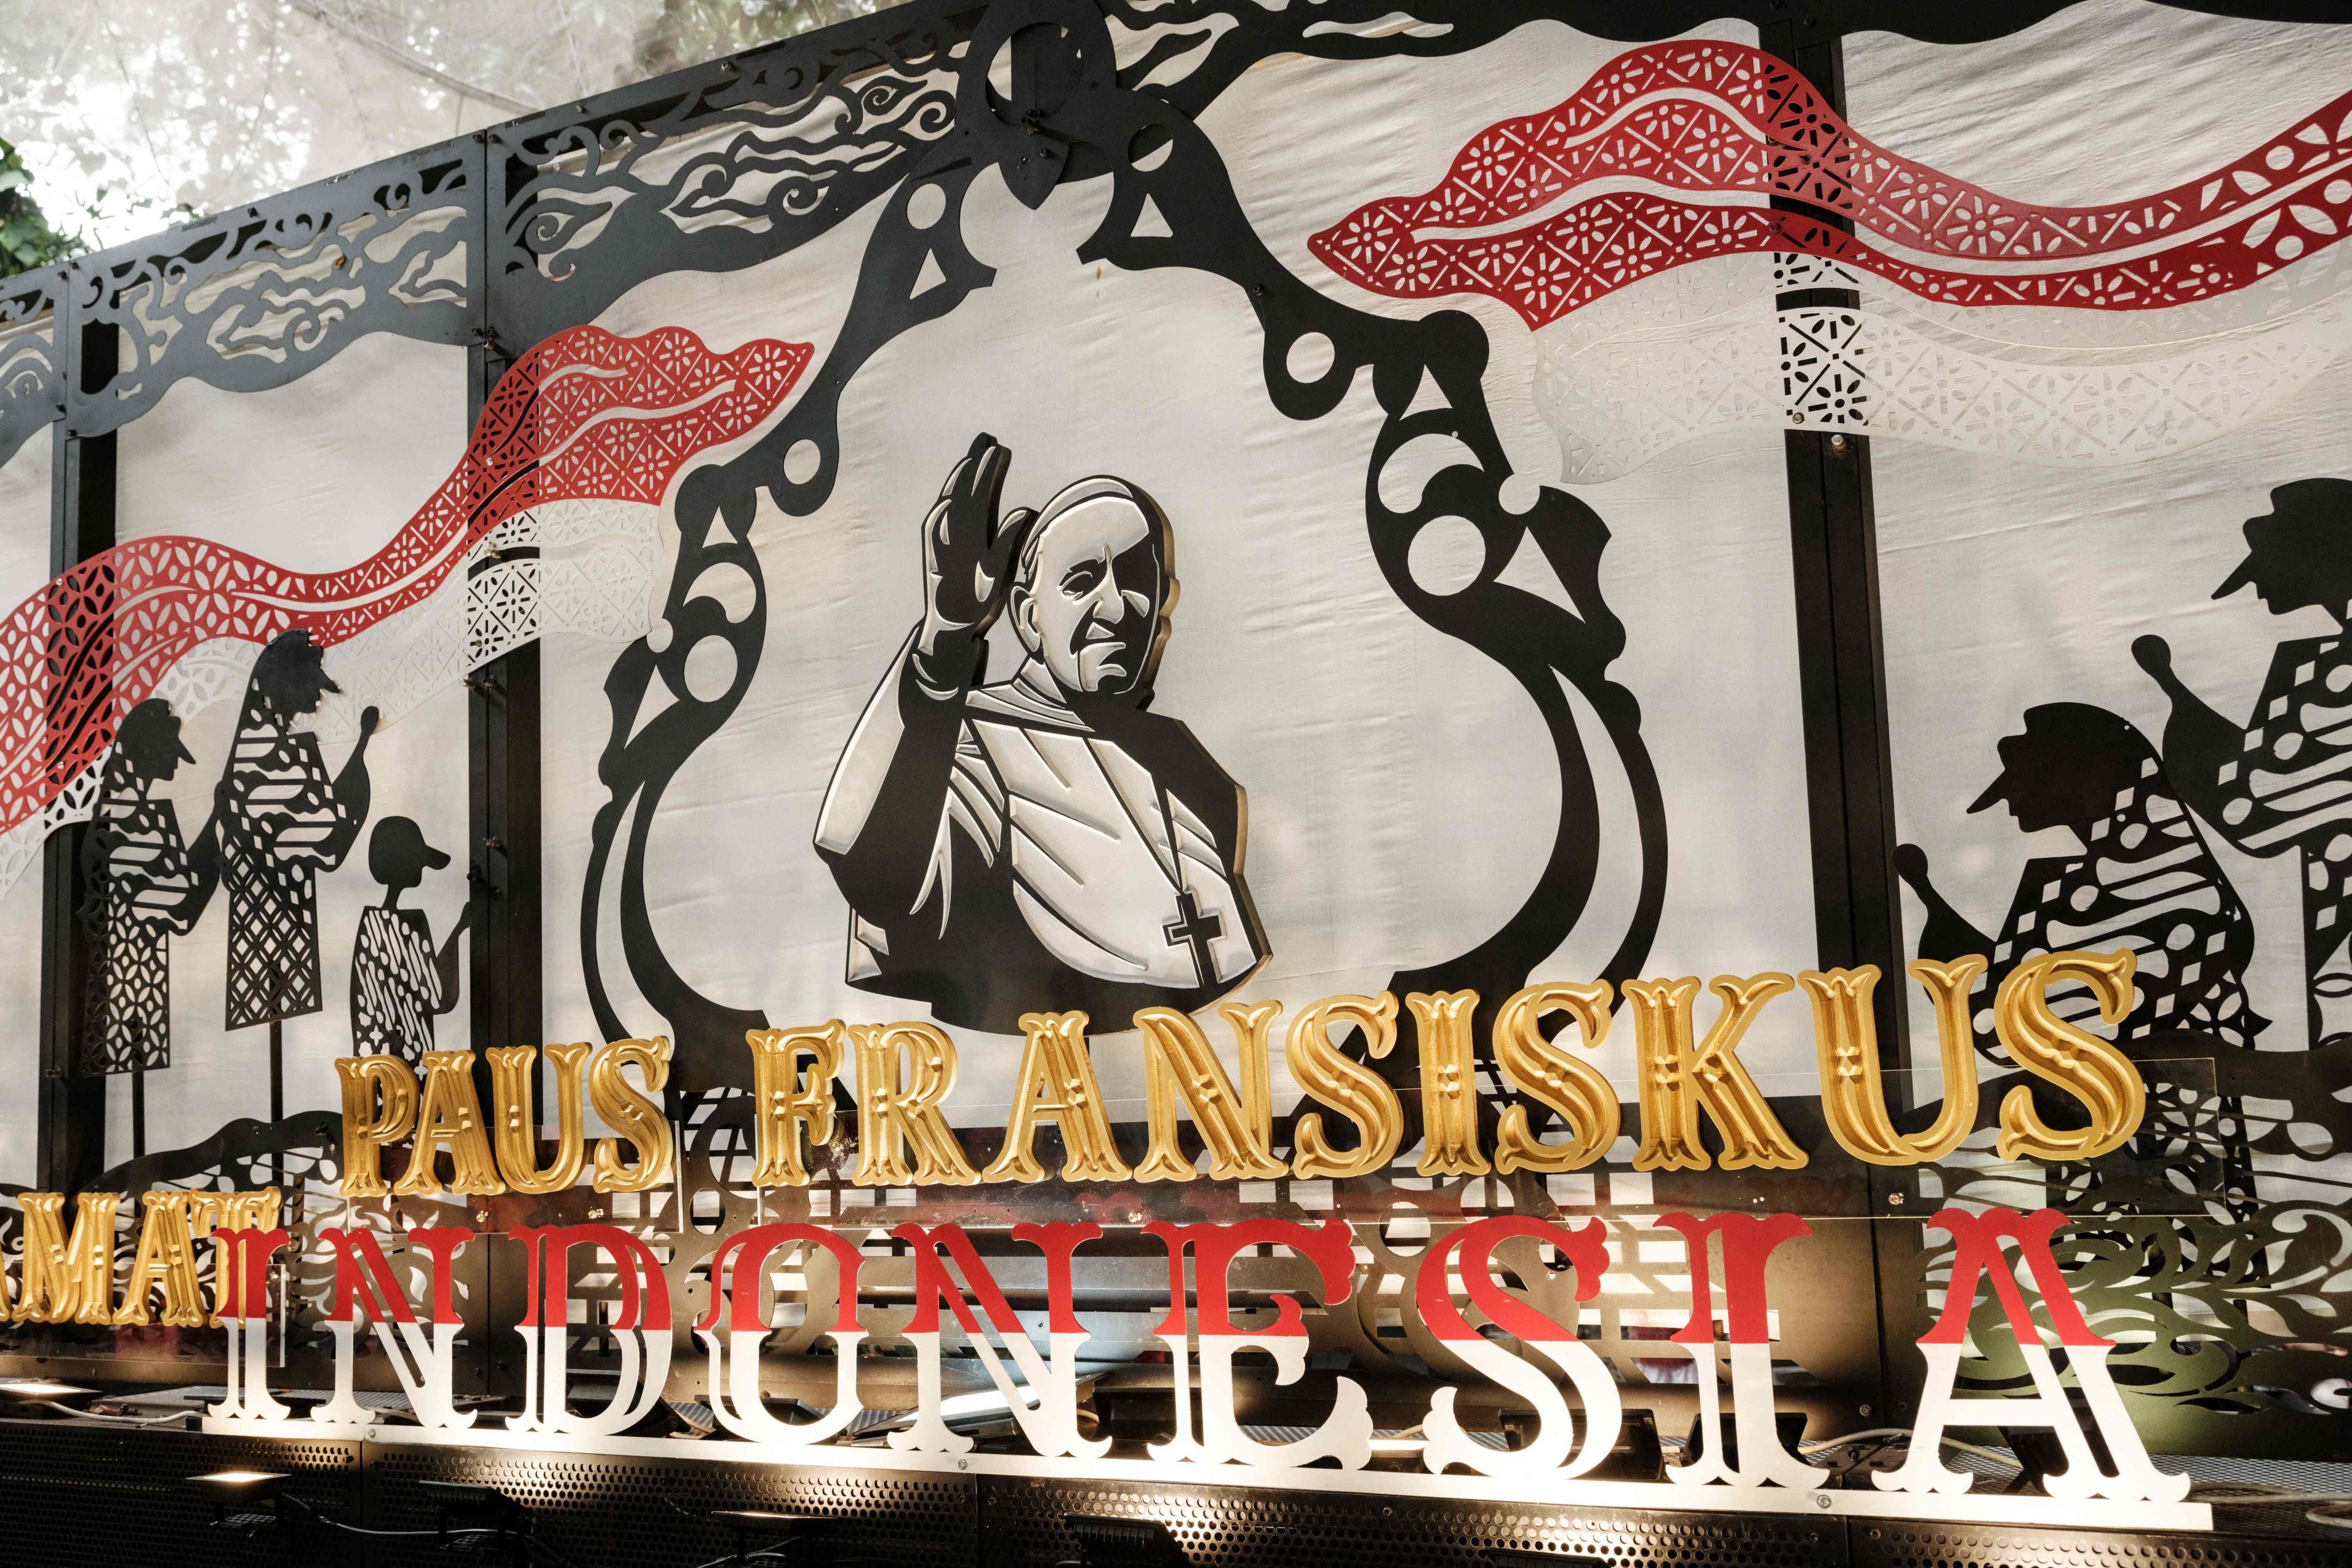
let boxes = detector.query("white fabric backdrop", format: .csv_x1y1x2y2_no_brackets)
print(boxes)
111,331,472,1158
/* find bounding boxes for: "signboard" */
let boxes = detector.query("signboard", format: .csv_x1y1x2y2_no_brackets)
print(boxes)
0,0,2346,1543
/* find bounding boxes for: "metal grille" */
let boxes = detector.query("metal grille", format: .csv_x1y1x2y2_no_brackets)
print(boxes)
0,1418,358,1568
361,1443,976,1566
1853,1520,2352,1568
974,1477,1843,1568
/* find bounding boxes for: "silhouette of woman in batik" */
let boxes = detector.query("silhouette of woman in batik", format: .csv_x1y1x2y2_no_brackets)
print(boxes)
350,817,471,1065
76,698,220,1155
213,628,375,1129
2136,477,2352,1047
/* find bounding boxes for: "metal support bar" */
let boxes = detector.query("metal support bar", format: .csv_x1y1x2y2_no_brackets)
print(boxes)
467,130,542,1395
1760,26,1909,1060
1759,21,1907,1430
37,310,117,1192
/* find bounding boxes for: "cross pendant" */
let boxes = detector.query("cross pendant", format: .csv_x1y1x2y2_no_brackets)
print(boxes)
1163,887,1225,988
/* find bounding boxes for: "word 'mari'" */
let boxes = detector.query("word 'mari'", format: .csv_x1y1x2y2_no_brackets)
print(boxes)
338,949,2148,1200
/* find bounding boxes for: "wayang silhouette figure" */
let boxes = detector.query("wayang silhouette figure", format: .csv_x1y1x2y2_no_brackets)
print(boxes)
350,816,471,1065
1898,702,2267,1059
1899,702,2266,1217
76,698,221,1154
2137,477,2352,1047
216,628,375,1032
213,628,374,1142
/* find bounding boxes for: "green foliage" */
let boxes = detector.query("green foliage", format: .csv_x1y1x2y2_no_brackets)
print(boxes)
636,0,895,78
0,138,84,279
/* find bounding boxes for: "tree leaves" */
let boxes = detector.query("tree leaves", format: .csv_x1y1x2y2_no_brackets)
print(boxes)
0,137,83,279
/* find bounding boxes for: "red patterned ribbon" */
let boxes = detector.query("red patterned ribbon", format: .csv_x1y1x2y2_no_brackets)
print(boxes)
0,325,810,839
1310,39,2352,328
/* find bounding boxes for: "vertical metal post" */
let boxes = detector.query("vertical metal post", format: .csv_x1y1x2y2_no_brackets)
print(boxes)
1760,25,1910,1063
1760,20,1910,1430
465,341,543,1079
469,129,542,1397
37,302,116,1192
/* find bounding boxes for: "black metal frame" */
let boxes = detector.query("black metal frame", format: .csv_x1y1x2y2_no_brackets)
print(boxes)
24,0,2296,1188
4,0,2350,1555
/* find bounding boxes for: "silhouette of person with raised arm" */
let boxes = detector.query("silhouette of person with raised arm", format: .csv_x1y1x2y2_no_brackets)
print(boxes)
1895,702,2265,1060
350,816,471,1065
2137,477,2352,1047
215,628,375,1045
76,698,221,1153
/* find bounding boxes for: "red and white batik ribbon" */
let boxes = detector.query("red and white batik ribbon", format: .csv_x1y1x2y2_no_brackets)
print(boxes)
1310,40,2352,477
0,324,809,891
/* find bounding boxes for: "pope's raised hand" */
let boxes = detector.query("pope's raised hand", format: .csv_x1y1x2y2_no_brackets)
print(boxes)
916,434,1034,675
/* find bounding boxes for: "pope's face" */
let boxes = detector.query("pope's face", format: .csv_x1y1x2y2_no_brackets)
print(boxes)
1014,497,1171,699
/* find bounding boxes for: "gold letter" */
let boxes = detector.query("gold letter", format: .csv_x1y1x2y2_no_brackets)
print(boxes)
486,1042,592,1195
1410,990,1490,1177
1491,980,1620,1173
1625,974,1806,1172
17,1192,120,1324
337,1055,418,1199
591,1036,676,1193
984,1011,1133,1183
748,1024,844,1186
1993,949,2145,1163
1799,961,1983,1166
852,1023,979,1187
115,1193,206,1328
1131,1005,1287,1183
396,1051,508,1197
1288,992,1403,1179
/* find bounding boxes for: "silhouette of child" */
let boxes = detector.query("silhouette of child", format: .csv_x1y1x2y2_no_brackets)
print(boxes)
350,816,471,1063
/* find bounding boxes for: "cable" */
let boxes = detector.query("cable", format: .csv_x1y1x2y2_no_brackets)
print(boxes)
277,1498,505,1541
1796,1427,2021,1473
33,1400,194,1428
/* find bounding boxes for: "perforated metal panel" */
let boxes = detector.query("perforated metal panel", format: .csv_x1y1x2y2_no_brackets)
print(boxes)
973,1477,1844,1568
360,1443,976,1567
0,1416,360,1568
1852,1520,2352,1568
8,1424,2352,1568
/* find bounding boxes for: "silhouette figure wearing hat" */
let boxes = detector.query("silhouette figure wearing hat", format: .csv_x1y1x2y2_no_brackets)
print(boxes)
76,698,221,1153
2138,477,2352,1046
211,628,374,1157
350,817,472,1064
1896,702,2265,1060
214,628,376,1033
